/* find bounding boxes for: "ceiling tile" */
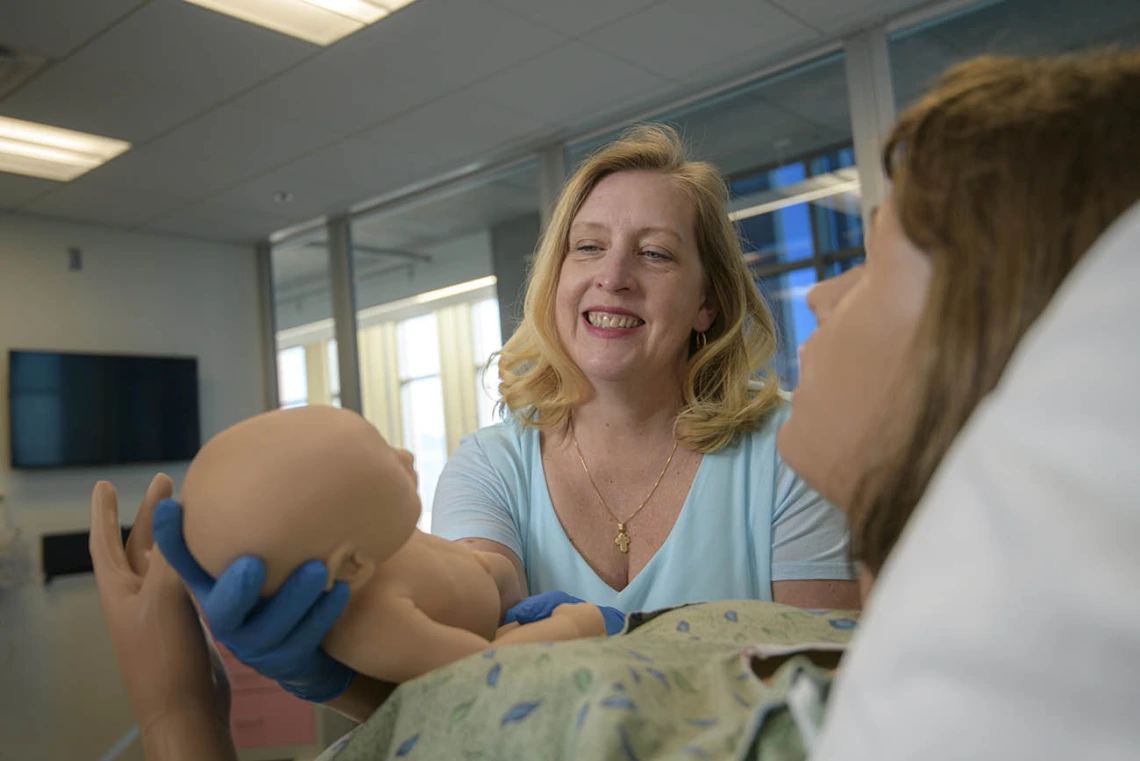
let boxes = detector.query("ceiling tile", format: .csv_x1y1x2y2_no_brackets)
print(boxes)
0,173,57,210
0,0,145,58
771,0,926,34
145,199,295,243
208,138,444,226
21,178,189,228
357,92,553,169
65,0,316,101
148,101,339,176
469,42,669,127
486,0,665,37
0,60,218,144
78,140,252,200
584,0,819,81
233,0,565,136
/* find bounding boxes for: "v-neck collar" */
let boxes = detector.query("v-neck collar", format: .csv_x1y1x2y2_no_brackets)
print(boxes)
528,425,712,606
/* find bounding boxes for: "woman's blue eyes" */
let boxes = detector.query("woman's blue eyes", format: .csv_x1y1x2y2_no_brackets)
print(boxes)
573,245,670,260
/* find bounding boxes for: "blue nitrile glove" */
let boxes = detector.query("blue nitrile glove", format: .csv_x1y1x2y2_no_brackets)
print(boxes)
503,590,626,636
152,498,354,703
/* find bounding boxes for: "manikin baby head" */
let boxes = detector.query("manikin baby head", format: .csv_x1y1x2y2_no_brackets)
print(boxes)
179,405,421,595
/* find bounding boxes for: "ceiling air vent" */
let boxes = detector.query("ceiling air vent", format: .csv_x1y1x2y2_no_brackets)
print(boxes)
0,46,48,101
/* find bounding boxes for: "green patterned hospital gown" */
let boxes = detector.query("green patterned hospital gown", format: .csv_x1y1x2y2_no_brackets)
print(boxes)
317,600,857,761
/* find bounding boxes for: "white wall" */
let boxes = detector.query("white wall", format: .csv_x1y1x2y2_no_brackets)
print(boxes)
273,229,495,332
0,212,266,761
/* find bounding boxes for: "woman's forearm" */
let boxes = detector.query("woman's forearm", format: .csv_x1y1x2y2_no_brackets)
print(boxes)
322,673,397,723
140,710,239,761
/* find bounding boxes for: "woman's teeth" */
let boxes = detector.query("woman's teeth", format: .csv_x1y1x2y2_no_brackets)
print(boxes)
586,312,643,329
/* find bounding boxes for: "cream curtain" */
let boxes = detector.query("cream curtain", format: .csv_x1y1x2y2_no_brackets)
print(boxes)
303,340,332,406
358,323,403,446
436,303,479,455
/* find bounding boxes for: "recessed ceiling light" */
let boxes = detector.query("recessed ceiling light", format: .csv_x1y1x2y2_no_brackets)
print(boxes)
0,116,131,182
182,0,417,46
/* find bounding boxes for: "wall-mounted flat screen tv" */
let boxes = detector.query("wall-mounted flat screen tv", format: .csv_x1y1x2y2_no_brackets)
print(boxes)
8,350,201,469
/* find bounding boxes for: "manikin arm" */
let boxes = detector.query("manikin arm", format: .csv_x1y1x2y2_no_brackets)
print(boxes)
339,597,606,684
473,549,525,616
457,538,528,596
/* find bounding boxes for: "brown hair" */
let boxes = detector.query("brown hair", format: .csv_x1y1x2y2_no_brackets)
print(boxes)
854,49,1140,575
495,124,781,452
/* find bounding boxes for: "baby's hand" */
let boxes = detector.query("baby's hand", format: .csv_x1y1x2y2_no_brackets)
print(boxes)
504,591,626,635
549,602,608,638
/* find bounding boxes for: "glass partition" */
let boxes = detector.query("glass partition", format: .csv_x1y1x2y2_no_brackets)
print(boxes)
890,0,1140,110
271,227,339,409
349,163,539,526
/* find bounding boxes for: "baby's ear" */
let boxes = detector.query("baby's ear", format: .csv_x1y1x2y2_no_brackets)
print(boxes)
325,543,375,591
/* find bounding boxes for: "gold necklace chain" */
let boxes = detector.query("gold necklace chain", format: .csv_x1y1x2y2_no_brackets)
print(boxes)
570,422,678,554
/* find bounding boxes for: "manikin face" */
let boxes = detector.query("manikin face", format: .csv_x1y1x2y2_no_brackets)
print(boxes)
555,170,717,389
777,197,934,509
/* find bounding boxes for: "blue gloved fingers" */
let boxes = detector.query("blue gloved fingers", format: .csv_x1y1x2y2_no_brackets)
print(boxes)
150,498,355,704
600,605,627,636
242,560,330,650
152,498,217,599
279,652,354,704
277,580,351,655
503,590,582,625
271,582,353,702
201,555,267,636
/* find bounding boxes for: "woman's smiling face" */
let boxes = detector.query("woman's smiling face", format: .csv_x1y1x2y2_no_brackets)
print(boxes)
555,169,717,389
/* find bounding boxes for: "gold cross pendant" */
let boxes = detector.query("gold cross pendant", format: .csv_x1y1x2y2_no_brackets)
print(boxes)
615,523,631,554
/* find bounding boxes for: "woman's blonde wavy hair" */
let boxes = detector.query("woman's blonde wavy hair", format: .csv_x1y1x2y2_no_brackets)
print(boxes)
493,124,782,453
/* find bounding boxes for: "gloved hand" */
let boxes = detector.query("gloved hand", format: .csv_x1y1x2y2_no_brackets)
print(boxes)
152,498,354,703
503,590,626,636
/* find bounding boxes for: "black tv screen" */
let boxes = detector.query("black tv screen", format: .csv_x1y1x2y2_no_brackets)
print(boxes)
8,350,201,469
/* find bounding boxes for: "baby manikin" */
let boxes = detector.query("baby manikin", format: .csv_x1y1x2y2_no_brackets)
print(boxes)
176,405,605,684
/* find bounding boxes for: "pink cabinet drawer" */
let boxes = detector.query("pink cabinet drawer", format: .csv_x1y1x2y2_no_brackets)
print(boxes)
213,642,318,748
230,687,317,749
216,644,276,692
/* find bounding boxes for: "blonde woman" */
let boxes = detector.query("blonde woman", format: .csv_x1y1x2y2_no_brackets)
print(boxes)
433,125,858,619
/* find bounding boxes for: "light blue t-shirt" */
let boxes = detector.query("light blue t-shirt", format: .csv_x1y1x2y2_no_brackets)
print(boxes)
432,405,852,613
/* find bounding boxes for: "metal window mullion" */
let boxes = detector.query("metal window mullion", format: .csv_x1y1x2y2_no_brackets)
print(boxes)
843,25,897,232
801,158,830,282
750,259,818,280
327,215,362,414
537,143,567,233
255,241,280,411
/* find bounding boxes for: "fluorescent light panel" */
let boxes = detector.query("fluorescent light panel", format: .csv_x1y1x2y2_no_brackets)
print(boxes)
728,171,862,222
0,116,130,182
183,0,416,46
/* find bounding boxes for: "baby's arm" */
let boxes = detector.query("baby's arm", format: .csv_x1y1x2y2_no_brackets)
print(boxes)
335,596,496,684
493,602,606,644
473,550,524,618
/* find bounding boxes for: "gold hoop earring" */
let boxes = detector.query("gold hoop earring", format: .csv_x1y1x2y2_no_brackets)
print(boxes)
696,331,707,351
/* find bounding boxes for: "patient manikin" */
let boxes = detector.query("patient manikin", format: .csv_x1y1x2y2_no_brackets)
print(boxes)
177,405,605,684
